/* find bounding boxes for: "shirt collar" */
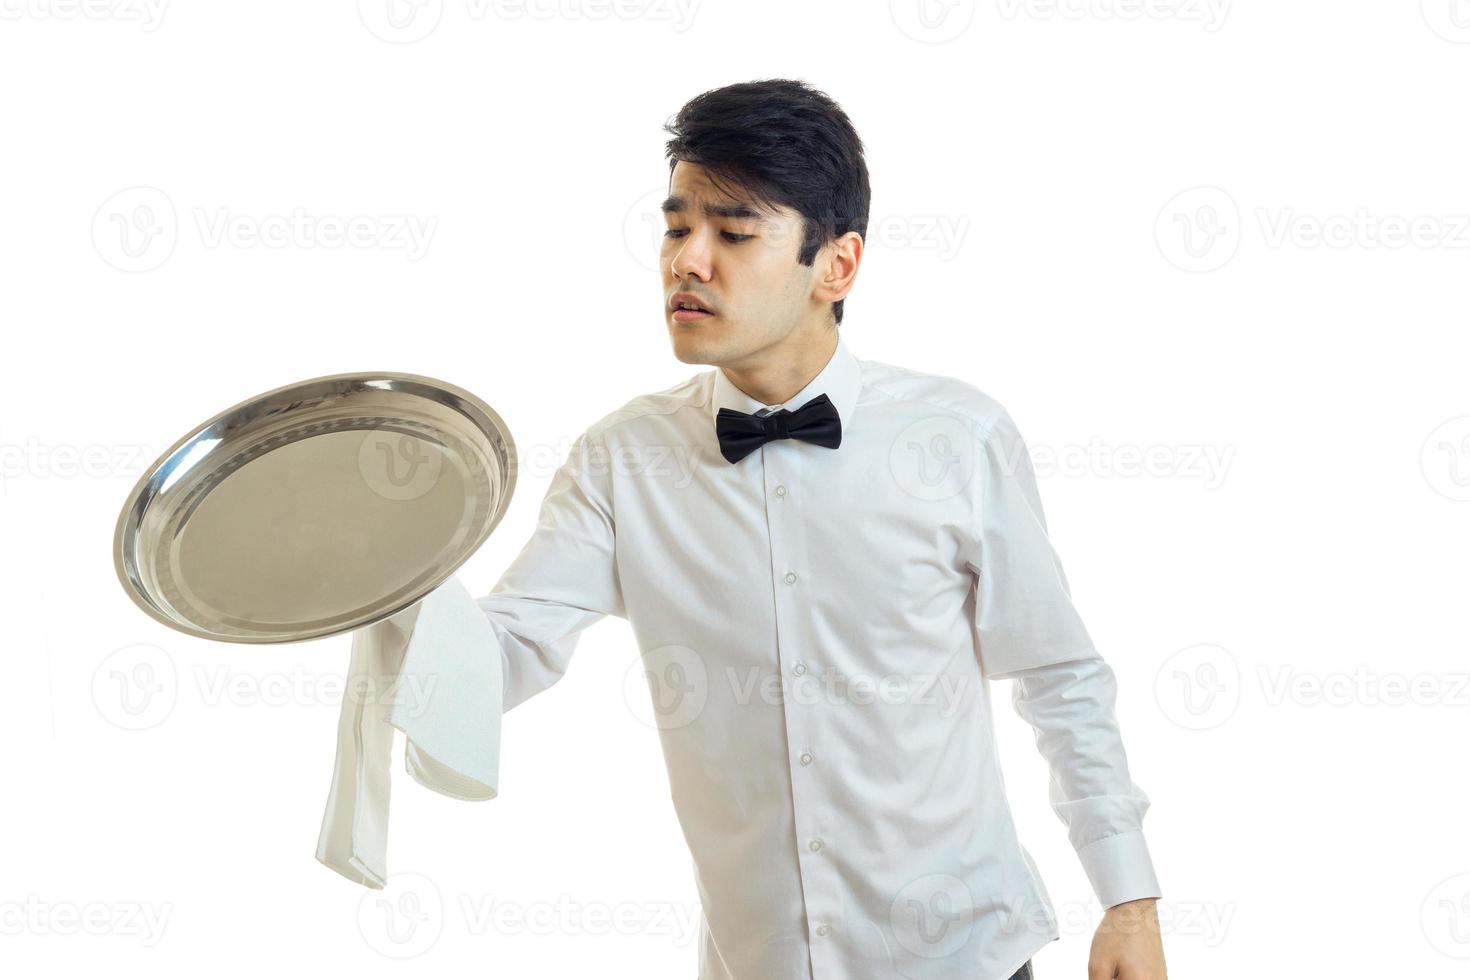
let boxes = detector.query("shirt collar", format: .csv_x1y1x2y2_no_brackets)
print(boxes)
709,331,862,434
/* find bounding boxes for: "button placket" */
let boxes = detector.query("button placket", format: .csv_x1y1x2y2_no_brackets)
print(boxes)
760,449,840,969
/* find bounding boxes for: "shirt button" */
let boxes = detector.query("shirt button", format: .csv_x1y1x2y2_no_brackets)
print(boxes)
793,662,807,676
815,924,830,937
774,484,787,496
809,838,824,852
784,571,797,584
799,751,813,766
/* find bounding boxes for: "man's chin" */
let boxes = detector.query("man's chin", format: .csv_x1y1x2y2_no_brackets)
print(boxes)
669,327,725,366
669,340,710,366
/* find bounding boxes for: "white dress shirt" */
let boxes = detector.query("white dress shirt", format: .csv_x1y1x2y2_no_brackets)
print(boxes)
317,332,1161,980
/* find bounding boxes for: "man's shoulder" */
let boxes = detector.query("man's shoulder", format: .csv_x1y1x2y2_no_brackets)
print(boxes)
581,369,711,442
859,356,1009,435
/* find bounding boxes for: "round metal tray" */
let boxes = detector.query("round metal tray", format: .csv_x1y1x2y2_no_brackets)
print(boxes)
113,371,517,643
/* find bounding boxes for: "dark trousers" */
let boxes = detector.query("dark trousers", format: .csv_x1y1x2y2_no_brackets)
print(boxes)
1006,960,1034,980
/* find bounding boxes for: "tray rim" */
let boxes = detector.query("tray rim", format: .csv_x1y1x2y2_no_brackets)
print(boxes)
112,369,518,645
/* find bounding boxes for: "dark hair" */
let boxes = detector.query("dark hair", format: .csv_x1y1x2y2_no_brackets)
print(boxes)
663,78,870,327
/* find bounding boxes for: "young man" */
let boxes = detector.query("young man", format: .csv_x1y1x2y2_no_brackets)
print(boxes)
319,78,1167,980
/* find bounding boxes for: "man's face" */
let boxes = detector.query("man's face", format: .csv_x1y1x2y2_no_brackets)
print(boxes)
661,161,828,367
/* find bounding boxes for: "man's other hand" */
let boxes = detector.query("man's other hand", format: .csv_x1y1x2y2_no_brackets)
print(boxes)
1088,897,1166,979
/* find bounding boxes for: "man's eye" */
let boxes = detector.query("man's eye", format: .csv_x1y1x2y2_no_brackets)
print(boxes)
662,229,753,243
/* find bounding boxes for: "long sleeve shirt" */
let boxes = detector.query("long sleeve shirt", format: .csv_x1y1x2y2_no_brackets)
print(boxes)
316,332,1161,980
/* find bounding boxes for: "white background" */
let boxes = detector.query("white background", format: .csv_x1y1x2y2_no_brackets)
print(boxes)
3,1,1468,976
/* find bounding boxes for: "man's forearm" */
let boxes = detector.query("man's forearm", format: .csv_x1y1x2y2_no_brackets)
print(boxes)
1007,654,1162,908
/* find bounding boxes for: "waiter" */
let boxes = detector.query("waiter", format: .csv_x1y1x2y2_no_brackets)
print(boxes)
319,78,1167,980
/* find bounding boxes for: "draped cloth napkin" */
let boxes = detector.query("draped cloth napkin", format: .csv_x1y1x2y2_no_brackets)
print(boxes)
315,575,502,889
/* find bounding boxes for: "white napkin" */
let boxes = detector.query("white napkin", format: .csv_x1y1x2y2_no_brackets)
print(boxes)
315,574,503,888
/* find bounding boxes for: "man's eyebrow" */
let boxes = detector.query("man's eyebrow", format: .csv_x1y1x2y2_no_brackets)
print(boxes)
660,195,768,221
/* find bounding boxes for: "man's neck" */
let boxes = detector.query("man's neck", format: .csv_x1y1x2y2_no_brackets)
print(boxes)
720,326,838,408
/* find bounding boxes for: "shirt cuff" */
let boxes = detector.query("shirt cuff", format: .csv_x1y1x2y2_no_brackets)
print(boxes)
1075,830,1162,910
315,575,503,889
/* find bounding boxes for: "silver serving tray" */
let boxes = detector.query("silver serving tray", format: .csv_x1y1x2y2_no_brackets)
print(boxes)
114,372,517,644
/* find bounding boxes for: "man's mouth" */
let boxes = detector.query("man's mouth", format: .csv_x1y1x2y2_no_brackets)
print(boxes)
670,292,716,322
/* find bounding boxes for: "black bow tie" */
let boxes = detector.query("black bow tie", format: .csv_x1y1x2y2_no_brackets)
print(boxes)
715,393,843,464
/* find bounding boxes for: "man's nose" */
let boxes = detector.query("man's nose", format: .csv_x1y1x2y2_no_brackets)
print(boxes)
669,230,712,281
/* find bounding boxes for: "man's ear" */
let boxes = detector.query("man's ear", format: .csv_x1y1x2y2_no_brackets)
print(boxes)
814,231,863,306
